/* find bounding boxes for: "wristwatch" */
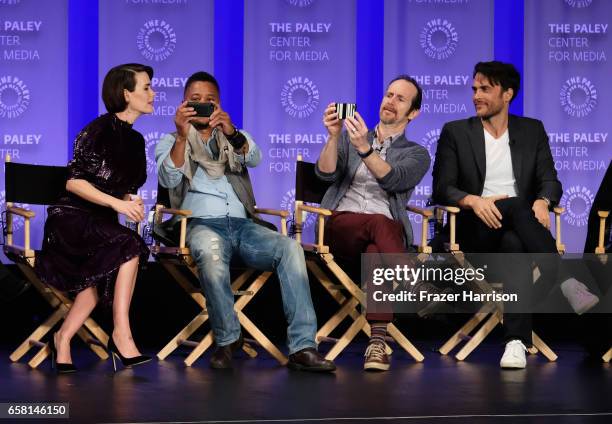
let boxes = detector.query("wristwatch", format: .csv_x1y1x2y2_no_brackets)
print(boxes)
358,146,374,159
539,197,551,207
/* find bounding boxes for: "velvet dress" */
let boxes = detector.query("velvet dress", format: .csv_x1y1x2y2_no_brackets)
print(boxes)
35,113,150,303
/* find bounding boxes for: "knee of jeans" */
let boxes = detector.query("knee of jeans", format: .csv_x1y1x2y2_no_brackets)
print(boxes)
190,237,225,266
279,237,303,258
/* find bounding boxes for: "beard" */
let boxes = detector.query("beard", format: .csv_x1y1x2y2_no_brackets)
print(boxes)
380,107,398,125
191,121,210,131
475,103,504,120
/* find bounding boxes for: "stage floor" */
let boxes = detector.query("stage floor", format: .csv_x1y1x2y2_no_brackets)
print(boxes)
1,341,610,424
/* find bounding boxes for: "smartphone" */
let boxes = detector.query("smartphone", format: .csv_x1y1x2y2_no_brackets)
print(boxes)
335,103,357,119
187,102,215,118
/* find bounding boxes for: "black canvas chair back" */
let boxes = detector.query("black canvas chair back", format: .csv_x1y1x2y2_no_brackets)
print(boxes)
295,159,331,204
5,162,68,205
156,182,171,208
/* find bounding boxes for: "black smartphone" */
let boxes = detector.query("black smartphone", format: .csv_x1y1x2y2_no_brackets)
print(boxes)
187,102,215,117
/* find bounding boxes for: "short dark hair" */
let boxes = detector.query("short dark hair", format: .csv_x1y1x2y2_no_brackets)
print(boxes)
387,75,423,113
102,63,154,113
473,61,521,102
184,71,220,96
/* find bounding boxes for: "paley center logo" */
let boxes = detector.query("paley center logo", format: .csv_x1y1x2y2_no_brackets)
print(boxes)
280,188,317,229
144,131,164,174
136,19,177,62
0,76,30,119
285,0,315,7
280,76,320,119
561,185,594,227
564,0,592,8
420,19,459,60
421,129,440,167
560,76,597,118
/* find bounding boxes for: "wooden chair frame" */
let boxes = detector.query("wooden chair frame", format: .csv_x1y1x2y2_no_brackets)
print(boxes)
593,210,611,362
436,206,565,362
153,205,290,367
3,157,109,369
293,156,430,362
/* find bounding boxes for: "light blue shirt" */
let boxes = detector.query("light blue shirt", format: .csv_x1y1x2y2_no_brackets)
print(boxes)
155,128,261,219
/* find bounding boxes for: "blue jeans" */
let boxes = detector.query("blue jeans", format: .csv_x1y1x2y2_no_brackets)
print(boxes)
186,217,317,354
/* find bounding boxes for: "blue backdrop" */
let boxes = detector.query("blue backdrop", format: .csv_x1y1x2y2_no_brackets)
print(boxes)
1,0,609,253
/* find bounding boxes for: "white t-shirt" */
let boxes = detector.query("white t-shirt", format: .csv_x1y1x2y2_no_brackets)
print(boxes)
481,129,517,197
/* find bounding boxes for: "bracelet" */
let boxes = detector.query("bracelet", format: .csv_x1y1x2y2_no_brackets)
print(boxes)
225,126,239,139
358,146,374,159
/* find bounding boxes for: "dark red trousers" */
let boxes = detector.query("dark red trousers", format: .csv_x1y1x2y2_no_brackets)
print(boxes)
324,211,406,322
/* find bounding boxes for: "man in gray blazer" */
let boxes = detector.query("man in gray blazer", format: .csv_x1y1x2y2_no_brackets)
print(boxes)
316,75,430,371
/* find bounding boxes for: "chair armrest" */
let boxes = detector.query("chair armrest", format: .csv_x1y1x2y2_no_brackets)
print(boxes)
436,205,460,214
154,205,192,249
254,207,289,218
4,206,34,253
157,207,192,217
294,203,332,248
296,204,333,217
432,205,460,252
550,207,565,253
406,205,433,218
6,205,35,218
254,207,289,236
596,210,610,254
407,206,433,254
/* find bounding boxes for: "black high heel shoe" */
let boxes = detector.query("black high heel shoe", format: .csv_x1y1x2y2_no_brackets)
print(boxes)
107,337,152,372
48,334,77,374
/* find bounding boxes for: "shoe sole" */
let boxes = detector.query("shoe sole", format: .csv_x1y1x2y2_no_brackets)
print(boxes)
287,362,336,372
500,362,526,369
364,362,390,371
123,357,153,368
573,297,599,315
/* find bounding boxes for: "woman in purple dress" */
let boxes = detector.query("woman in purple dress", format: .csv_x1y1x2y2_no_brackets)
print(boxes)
35,63,155,372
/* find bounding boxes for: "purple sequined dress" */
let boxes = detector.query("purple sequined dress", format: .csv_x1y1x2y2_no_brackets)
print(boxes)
35,114,150,304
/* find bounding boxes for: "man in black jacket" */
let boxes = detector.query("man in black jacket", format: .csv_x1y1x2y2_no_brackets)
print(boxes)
432,61,599,369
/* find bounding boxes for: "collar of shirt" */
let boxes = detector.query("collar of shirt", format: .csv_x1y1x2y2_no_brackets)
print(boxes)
373,125,403,152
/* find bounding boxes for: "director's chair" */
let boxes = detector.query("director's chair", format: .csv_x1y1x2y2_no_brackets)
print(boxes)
3,156,109,368
593,209,611,362
293,156,429,362
434,205,563,362
152,184,290,366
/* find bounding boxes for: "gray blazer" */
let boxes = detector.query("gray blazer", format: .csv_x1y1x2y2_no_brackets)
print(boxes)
315,130,430,248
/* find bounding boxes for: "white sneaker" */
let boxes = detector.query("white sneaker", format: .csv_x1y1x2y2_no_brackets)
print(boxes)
560,278,599,315
500,339,527,369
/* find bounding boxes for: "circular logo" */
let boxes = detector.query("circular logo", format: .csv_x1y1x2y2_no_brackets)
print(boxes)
560,76,597,118
0,191,29,231
285,0,315,6
280,76,320,119
0,76,30,119
143,131,164,174
280,188,317,230
421,129,440,167
564,0,592,8
419,19,459,60
136,19,177,62
561,185,594,227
